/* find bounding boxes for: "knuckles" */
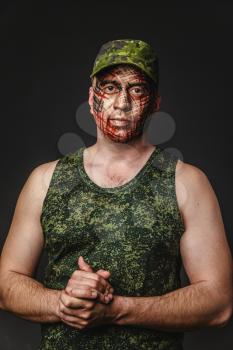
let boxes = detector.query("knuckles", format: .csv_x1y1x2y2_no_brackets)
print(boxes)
59,305,66,313
67,271,110,295
80,310,92,320
60,289,95,310
61,292,72,307
84,301,95,309
63,299,72,308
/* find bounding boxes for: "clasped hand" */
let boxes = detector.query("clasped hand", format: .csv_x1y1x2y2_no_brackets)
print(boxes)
57,256,115,330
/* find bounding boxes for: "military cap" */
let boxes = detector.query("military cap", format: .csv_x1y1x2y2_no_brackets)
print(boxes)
90,39,159,85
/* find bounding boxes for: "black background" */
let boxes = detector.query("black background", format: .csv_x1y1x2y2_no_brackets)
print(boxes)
0,1,233,349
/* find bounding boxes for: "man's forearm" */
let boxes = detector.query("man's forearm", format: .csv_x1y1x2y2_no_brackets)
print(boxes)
0,271,61,323
109,281,231,332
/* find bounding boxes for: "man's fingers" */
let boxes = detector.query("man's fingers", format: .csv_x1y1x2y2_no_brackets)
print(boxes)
69,288,98,301
60,316,87,330
60,300,94,316
61,290,97,309
96,269,111,279
72,270,108,285
61,318,81,329
60,312,80,323
59,310,85,327
71,288,113,304
65,284,91,294
68,276,106,294
60,305,83,317
71,257,114,295
70,271,112,293
65,281,114,304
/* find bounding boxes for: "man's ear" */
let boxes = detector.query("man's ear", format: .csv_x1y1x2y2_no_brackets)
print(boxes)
88,86,94,115
153,94,161,112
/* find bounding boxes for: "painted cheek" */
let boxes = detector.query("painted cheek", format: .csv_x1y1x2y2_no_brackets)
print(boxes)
93,92,113,113
131,98,150,118
92,94,113,132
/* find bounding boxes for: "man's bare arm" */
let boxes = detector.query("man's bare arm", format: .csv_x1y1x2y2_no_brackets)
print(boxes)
105,161,233,331
0,271,61,323
0,161,62,323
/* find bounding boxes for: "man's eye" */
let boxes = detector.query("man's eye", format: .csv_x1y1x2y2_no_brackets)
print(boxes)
130,86,148,95
103,85,118,94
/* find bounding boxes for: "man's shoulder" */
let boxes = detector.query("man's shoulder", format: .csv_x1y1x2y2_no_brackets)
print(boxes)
31,149,80,194
35,159,60,173
176,159,210,189
175,159,213,212
27,159,61,197
176,159,208,181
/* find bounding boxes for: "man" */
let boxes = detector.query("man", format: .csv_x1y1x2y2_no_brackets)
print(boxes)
0,39,232,350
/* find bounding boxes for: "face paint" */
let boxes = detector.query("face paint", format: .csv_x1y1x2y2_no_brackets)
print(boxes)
90,64,156,143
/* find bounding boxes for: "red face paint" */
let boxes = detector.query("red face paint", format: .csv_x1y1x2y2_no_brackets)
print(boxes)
91,65,156,143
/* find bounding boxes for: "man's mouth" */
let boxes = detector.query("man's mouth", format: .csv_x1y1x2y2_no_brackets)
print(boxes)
110,118,130,122
109,118,130,126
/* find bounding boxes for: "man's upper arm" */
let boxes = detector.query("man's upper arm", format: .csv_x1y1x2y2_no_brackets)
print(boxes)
0,160,59,278
176,160,233,307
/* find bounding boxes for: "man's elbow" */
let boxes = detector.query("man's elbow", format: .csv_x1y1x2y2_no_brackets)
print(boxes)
0,273,10,311
210,303,233,328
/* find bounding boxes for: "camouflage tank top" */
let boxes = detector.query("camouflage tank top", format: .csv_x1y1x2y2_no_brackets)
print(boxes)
39,145,185,350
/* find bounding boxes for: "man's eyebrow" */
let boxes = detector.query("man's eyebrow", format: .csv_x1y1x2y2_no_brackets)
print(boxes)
98,79,121,88
127,82,149,88
97,79,149,89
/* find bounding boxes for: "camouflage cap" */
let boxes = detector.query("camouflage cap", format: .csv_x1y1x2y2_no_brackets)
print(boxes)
90,39,159,86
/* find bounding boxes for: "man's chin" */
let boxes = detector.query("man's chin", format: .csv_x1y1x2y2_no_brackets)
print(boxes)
106,131,142,144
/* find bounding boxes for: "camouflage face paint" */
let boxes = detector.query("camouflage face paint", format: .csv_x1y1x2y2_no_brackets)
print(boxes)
91,64,156,143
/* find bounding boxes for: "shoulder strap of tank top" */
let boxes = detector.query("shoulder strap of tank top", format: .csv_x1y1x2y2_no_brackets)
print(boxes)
44,149,80,201
152,146,179,178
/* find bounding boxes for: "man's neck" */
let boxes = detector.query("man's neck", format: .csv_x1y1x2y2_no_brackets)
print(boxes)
88,134,155,165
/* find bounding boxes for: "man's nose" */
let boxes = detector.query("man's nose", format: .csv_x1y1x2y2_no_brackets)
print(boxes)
113,89,131,111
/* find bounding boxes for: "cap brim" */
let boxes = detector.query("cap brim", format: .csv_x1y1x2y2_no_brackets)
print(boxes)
90,61,156,84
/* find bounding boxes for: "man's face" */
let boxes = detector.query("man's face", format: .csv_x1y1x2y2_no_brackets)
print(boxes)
89,64,159,143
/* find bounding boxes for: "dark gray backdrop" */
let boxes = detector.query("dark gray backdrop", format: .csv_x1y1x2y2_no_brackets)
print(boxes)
0,1,232,349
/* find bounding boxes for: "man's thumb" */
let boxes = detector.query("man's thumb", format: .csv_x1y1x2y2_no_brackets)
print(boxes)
77,256,93,272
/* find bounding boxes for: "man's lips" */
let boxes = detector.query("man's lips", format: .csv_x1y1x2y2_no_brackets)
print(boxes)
110,118,130,122
109,119,130,126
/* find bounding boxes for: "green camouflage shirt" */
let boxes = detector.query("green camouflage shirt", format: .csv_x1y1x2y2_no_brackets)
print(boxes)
39,145,185,350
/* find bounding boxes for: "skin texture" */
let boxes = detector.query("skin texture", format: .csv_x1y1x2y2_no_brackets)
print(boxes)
0,64,232,347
